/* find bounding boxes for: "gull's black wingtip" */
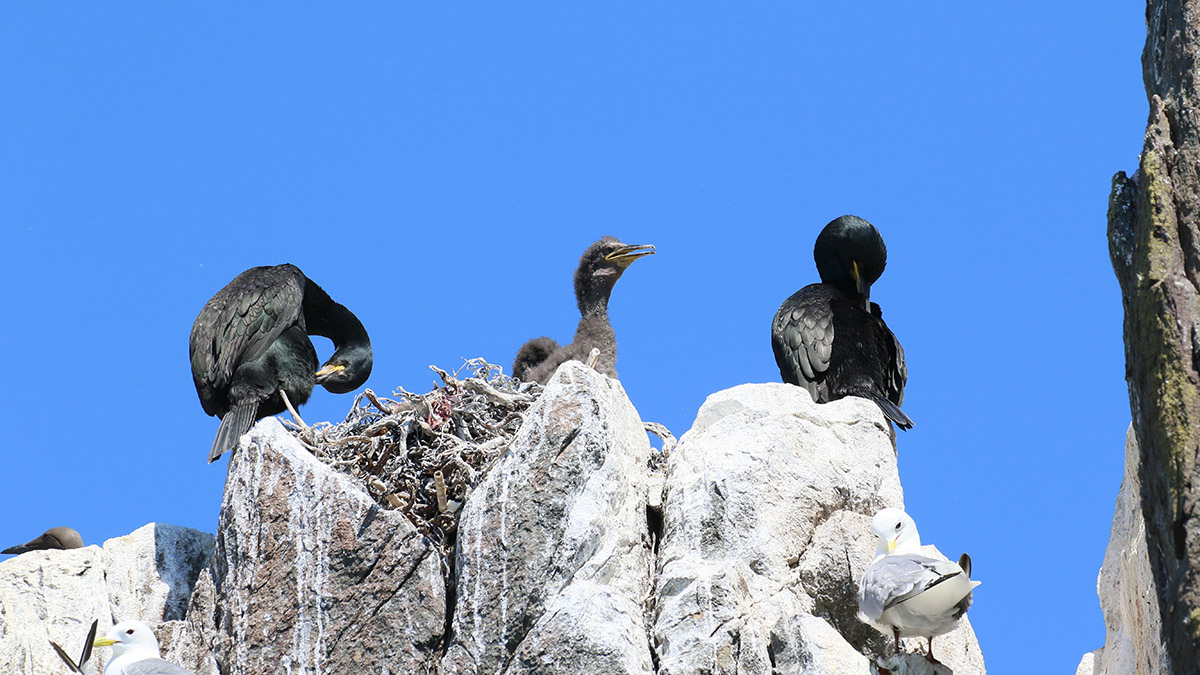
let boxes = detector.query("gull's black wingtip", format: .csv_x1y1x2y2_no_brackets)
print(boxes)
81,619,97,667
49,639,79,672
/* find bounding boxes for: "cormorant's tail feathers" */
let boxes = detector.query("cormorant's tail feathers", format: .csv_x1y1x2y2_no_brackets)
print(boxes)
513,337,560,381
209,402,258,463
863,392,913,430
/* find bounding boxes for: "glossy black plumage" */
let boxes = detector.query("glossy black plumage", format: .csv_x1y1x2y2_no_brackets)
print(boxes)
190,264,373,462
512,237,654,384
771,215,911,429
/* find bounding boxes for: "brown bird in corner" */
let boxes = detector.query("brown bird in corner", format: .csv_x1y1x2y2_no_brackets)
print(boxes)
512,237,655,384
2,526,83,555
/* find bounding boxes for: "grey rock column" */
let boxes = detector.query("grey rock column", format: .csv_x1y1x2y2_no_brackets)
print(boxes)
214,417,445,675
442,361,656,675
651,383,984,674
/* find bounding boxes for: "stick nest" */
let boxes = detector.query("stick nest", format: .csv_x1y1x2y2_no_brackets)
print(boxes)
283,358,539,559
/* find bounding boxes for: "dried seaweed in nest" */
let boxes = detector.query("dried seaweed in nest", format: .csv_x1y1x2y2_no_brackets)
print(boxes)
282,358,541,559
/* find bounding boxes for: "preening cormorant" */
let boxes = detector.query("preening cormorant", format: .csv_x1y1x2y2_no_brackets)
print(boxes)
771,215,911,429
1,526,83,555
190,264,372,463
512,237,655,384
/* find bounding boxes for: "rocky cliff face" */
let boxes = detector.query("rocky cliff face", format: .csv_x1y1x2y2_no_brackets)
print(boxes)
1075,427,1169,675
1107,0,1200,666
0,362,985,674
0,522,216,674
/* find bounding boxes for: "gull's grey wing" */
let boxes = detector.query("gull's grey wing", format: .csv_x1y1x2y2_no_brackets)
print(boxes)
123,658,198,675
858,554,963,620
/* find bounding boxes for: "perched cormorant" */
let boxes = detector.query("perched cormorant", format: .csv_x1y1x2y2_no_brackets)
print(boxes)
771,215,911,428
2,526,83,555
512,237,655,384
190,264,372,463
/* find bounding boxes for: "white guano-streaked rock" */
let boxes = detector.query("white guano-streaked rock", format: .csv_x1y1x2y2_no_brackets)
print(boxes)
0,374,992,674
0,546,109,674
214,416,446,675
651,383,985,674
0,523,214,675
1076,650,1098,675
104,522,215,624
1084,425,1168,675
442,361,656,675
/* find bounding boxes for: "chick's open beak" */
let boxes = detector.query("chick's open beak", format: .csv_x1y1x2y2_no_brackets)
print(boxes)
604,243,655,266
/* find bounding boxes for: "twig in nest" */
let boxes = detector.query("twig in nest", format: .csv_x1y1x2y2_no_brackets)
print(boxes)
434,471,449,513
319,430,374,446
364,419,399,437
363,388,394,413
462,378,534,407
279,389,308,429
288,358,541,563
430,364,454,385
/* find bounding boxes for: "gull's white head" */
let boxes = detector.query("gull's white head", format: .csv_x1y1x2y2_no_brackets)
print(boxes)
93,620,160,660
869,507,921,557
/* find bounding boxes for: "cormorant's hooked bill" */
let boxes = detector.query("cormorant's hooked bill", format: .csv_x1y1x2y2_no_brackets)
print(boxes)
771,215,911,429
512,237,654,385
189,264,373,463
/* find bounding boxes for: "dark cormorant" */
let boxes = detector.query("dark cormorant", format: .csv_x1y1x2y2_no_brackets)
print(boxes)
190,264,373,462
1,526,83,554
512,237,655,384
771,215,911,429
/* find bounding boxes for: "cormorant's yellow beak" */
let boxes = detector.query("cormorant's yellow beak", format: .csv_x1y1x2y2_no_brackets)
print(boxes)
886,536,897,554
93,636,119,648
315,364,346,378
604,243,656,266
851,260,870,309
852,261,869,296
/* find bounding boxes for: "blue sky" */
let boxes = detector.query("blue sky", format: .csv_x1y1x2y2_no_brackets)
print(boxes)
1,4,1144,671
